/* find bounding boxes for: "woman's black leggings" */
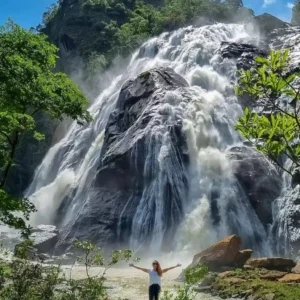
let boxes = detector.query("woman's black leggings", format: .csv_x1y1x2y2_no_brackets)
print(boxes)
149,284,161,300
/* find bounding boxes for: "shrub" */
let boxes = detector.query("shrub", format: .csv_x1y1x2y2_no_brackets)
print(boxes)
0,240,136,300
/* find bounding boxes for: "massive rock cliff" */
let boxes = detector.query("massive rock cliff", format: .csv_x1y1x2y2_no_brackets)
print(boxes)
56,67,190,251
17,3,300,257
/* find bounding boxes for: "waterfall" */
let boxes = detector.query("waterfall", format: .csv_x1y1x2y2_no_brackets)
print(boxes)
26,23,275,256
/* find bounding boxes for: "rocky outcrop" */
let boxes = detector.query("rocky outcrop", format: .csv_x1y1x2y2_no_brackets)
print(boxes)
57,67,190,251
192,236,299,300
227,146,282,227
30,225,59,254
235,249,253,267
292,263,300,274
12,225,59,258
190,235,244,270
220,40,269,71
259,270,288,281
246,258,296,272
279,273,300,283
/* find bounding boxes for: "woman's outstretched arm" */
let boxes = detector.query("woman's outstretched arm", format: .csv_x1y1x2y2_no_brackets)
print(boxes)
163,263,182,273
129,263,148,273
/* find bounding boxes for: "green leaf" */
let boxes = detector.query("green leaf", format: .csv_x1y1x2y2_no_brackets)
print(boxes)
255,56,269,65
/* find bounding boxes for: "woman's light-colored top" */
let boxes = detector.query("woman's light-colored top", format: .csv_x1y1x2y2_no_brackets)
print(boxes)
148,269,161,286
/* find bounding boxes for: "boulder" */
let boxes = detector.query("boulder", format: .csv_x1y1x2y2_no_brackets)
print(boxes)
30,225,59,254
223,277,245,284
235,249,253,267
246,258,296,272
218,271,234,278
292,263,300,274
278,273,300,283
220,41,269,71
191,235,242,270
259,270,288,281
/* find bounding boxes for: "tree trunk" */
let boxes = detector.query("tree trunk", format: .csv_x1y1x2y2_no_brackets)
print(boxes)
0,131,19,189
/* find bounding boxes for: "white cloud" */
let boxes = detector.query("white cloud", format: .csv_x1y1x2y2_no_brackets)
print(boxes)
263,0,276,8
287,2,295,9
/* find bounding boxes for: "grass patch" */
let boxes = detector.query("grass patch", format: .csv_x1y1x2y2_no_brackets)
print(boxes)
213,268,300,300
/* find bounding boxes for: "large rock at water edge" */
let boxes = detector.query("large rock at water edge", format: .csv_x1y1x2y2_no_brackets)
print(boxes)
247,258,296,272
191,235,242,270
235,249,253,268
30,225,59,254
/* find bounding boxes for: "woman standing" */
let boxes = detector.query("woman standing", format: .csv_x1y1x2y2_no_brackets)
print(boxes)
129,260,182,300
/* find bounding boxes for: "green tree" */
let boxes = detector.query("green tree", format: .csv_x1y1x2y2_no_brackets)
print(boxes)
117,2,162,54
235,49,300,176
0,21,92,235
42,1,59,26
291,1,300,25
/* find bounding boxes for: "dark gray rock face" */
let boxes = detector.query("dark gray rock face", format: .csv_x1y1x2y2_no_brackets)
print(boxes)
220,40,269,70
227,146,282,227
57,68,190,251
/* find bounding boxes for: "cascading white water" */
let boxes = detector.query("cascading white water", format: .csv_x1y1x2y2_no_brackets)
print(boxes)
26,23,273,256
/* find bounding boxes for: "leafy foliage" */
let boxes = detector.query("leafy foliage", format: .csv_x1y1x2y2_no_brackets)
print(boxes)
184,264,209,284
161,286,197,300
117,0,253,54
43,0,254,72
42,1,60,26
235,49,300,176
161,264,208,300
0,191,36,237
0,240,136,300
0,20,91,234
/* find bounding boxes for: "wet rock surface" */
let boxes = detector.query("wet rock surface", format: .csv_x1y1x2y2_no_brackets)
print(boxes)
57,67,190,251
30,225,59,254
227,146,282,227
220,40,269,71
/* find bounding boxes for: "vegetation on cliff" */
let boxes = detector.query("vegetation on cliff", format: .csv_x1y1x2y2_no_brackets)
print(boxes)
42,0,254,73
0,21,91,235
235,49,300,178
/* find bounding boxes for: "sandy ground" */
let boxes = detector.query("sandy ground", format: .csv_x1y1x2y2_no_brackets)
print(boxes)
62,266,222,300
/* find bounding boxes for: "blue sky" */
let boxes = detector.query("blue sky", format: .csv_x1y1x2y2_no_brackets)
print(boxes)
0,0,296,28
0,0,55,28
